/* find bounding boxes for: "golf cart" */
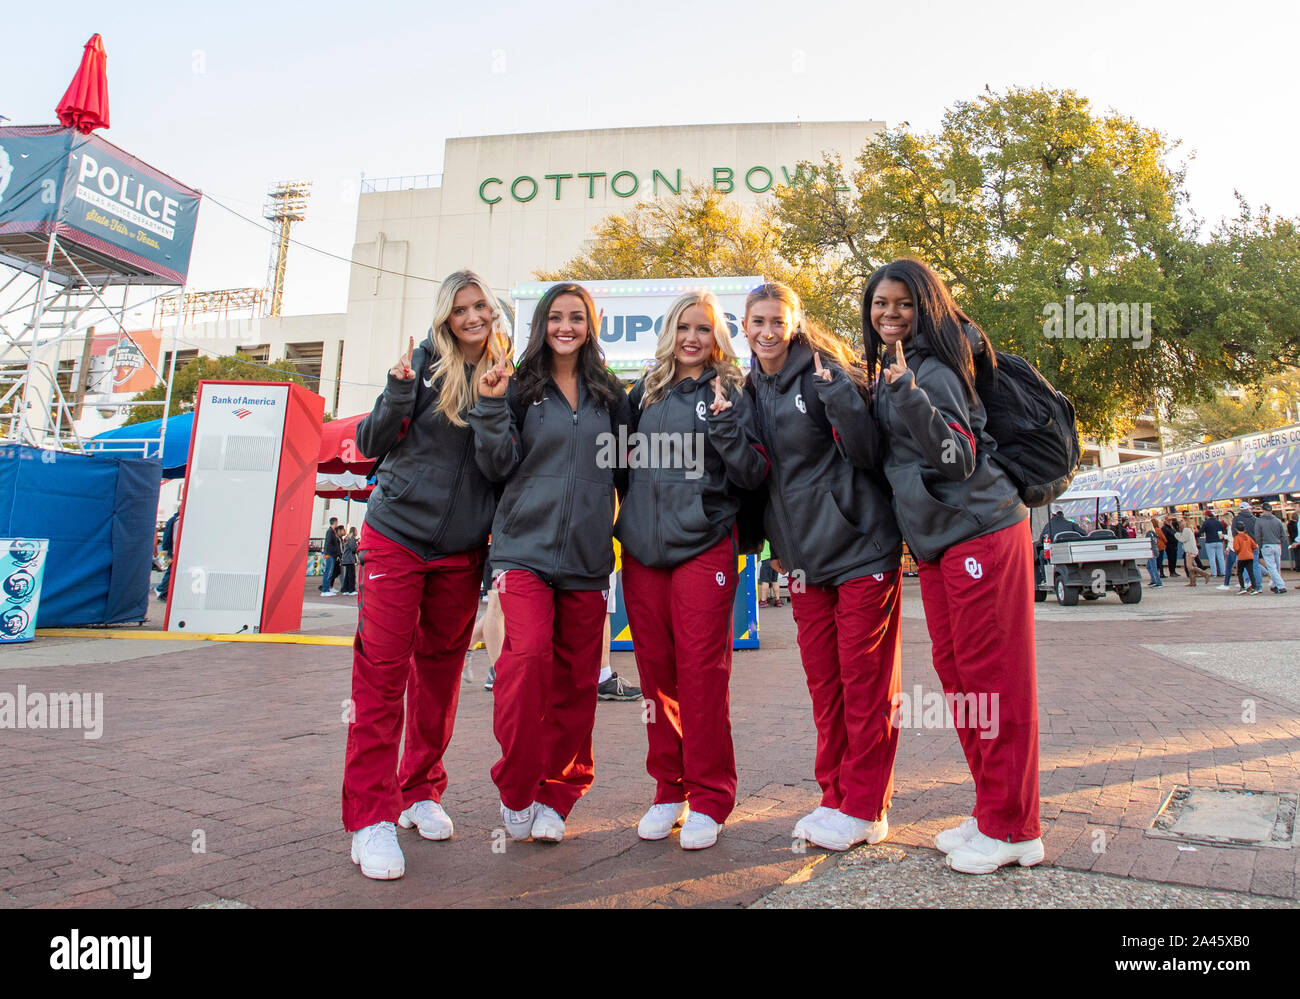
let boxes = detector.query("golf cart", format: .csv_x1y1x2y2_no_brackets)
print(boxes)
1034,489,1147,606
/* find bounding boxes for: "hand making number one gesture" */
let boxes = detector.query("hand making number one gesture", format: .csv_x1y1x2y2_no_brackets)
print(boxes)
390,336,416,381
882,340,907,385
813,351,833,383
709,373,732,415
478,354,513,398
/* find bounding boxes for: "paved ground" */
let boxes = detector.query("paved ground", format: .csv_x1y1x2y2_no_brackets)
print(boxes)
1,566,1297,909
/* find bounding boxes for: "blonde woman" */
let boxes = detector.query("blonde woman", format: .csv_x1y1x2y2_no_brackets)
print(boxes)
343,269,512,880
615,290,769,849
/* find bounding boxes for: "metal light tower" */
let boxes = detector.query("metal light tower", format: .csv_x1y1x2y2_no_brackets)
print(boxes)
263,180,311,318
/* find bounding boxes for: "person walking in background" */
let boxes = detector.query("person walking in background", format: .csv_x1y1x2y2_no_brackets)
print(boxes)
1232,501,1264,593
1256,502,1289,594
154,510,178,601
1160,518,1180,578
342,268,512,880
1286,513,1298,570
1233,526,1259,594
339,526,359,595
1176,520,1211,586
1200,509,1228,587
320,516,341,596
1143,519,1163,588
1154,515,1175,577
865,258,1041,875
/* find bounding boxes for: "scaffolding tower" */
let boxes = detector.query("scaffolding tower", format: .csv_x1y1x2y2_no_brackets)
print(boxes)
263,180,311,318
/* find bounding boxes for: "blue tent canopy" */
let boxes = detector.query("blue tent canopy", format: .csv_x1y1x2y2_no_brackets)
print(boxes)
86,412,193,479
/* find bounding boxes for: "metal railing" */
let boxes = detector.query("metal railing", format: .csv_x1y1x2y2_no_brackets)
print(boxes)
359,174,443,194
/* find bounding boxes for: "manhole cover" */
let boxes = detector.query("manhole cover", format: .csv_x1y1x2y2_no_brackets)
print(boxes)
1147,787,1296,849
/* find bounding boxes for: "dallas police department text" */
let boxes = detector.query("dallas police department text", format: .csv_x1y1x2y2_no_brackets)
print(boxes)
0,686,103,739
50,930,151,979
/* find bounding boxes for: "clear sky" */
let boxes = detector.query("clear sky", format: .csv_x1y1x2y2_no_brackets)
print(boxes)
7,0,1297,318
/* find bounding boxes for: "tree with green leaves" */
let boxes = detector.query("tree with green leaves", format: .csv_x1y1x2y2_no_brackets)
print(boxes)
535,183,856,344
120,354,305,426
772,86,1300,440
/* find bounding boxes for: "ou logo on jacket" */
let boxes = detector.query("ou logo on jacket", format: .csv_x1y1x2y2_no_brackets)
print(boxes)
696,401,707,421
715,571,726,587
964,557,984,580
794,393,806,415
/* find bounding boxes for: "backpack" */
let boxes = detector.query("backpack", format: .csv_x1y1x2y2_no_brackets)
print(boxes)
974,350,1081,508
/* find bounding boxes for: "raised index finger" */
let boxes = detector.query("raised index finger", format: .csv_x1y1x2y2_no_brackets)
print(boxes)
813,351,824,374
895,340,906,368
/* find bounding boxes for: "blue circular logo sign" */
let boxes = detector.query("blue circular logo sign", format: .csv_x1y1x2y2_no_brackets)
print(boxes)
1,606,29,637
3,570,34,602
8,540,40,565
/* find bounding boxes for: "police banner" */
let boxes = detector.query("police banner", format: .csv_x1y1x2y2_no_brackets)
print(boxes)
0,125,200,284
510,277,763,374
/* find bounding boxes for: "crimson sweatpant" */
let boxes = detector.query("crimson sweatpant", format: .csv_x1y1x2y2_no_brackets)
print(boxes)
622,536,738,824
340,524,484,831
916,518,1041,842
789,569,903,822
491,569,608,818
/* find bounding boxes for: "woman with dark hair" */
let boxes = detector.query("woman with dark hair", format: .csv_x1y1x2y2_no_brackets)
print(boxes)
469,281,631,845
743,280,905,853
864,257,1042,875
343,268,512,880
617,290,768,850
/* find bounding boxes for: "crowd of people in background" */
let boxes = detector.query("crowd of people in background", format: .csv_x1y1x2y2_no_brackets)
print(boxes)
1127,503,1295,594
318,517,360,597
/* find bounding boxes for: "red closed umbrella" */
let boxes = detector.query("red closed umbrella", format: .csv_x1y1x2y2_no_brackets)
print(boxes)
57,34,111,134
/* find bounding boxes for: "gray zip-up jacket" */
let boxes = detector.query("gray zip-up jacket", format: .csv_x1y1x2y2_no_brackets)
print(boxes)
615,368,768,569
1256,512,1287,547
355,336,497,560
470,376,632,590
746,341,901,586
874,331,1026,563
1231,510,1266,545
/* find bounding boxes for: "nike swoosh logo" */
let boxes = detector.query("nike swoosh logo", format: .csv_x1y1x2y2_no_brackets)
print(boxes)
423,377,434,388
368,573,387,580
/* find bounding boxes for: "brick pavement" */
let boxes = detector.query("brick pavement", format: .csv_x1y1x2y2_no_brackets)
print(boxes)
1,571,1297,908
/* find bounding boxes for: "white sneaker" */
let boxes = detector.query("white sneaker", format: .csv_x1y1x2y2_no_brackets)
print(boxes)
792,805,834,840
398,800,454,841
638,801,688,840
321,590,337,597
801,809,888,851
944,829,1044,874
934,815,979,854
501,801,539,840
679,811,720,850
1216,584,1232,590
531,804,565,843
350,821,405,880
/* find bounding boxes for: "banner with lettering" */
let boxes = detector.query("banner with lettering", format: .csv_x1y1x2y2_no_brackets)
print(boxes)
0,125,200,284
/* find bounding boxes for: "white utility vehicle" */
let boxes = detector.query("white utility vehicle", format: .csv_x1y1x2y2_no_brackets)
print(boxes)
1034,489,1148,605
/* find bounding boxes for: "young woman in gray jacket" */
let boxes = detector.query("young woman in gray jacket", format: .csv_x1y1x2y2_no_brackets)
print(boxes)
616,290,769,850
743,281,905,854
865,257,1042,875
